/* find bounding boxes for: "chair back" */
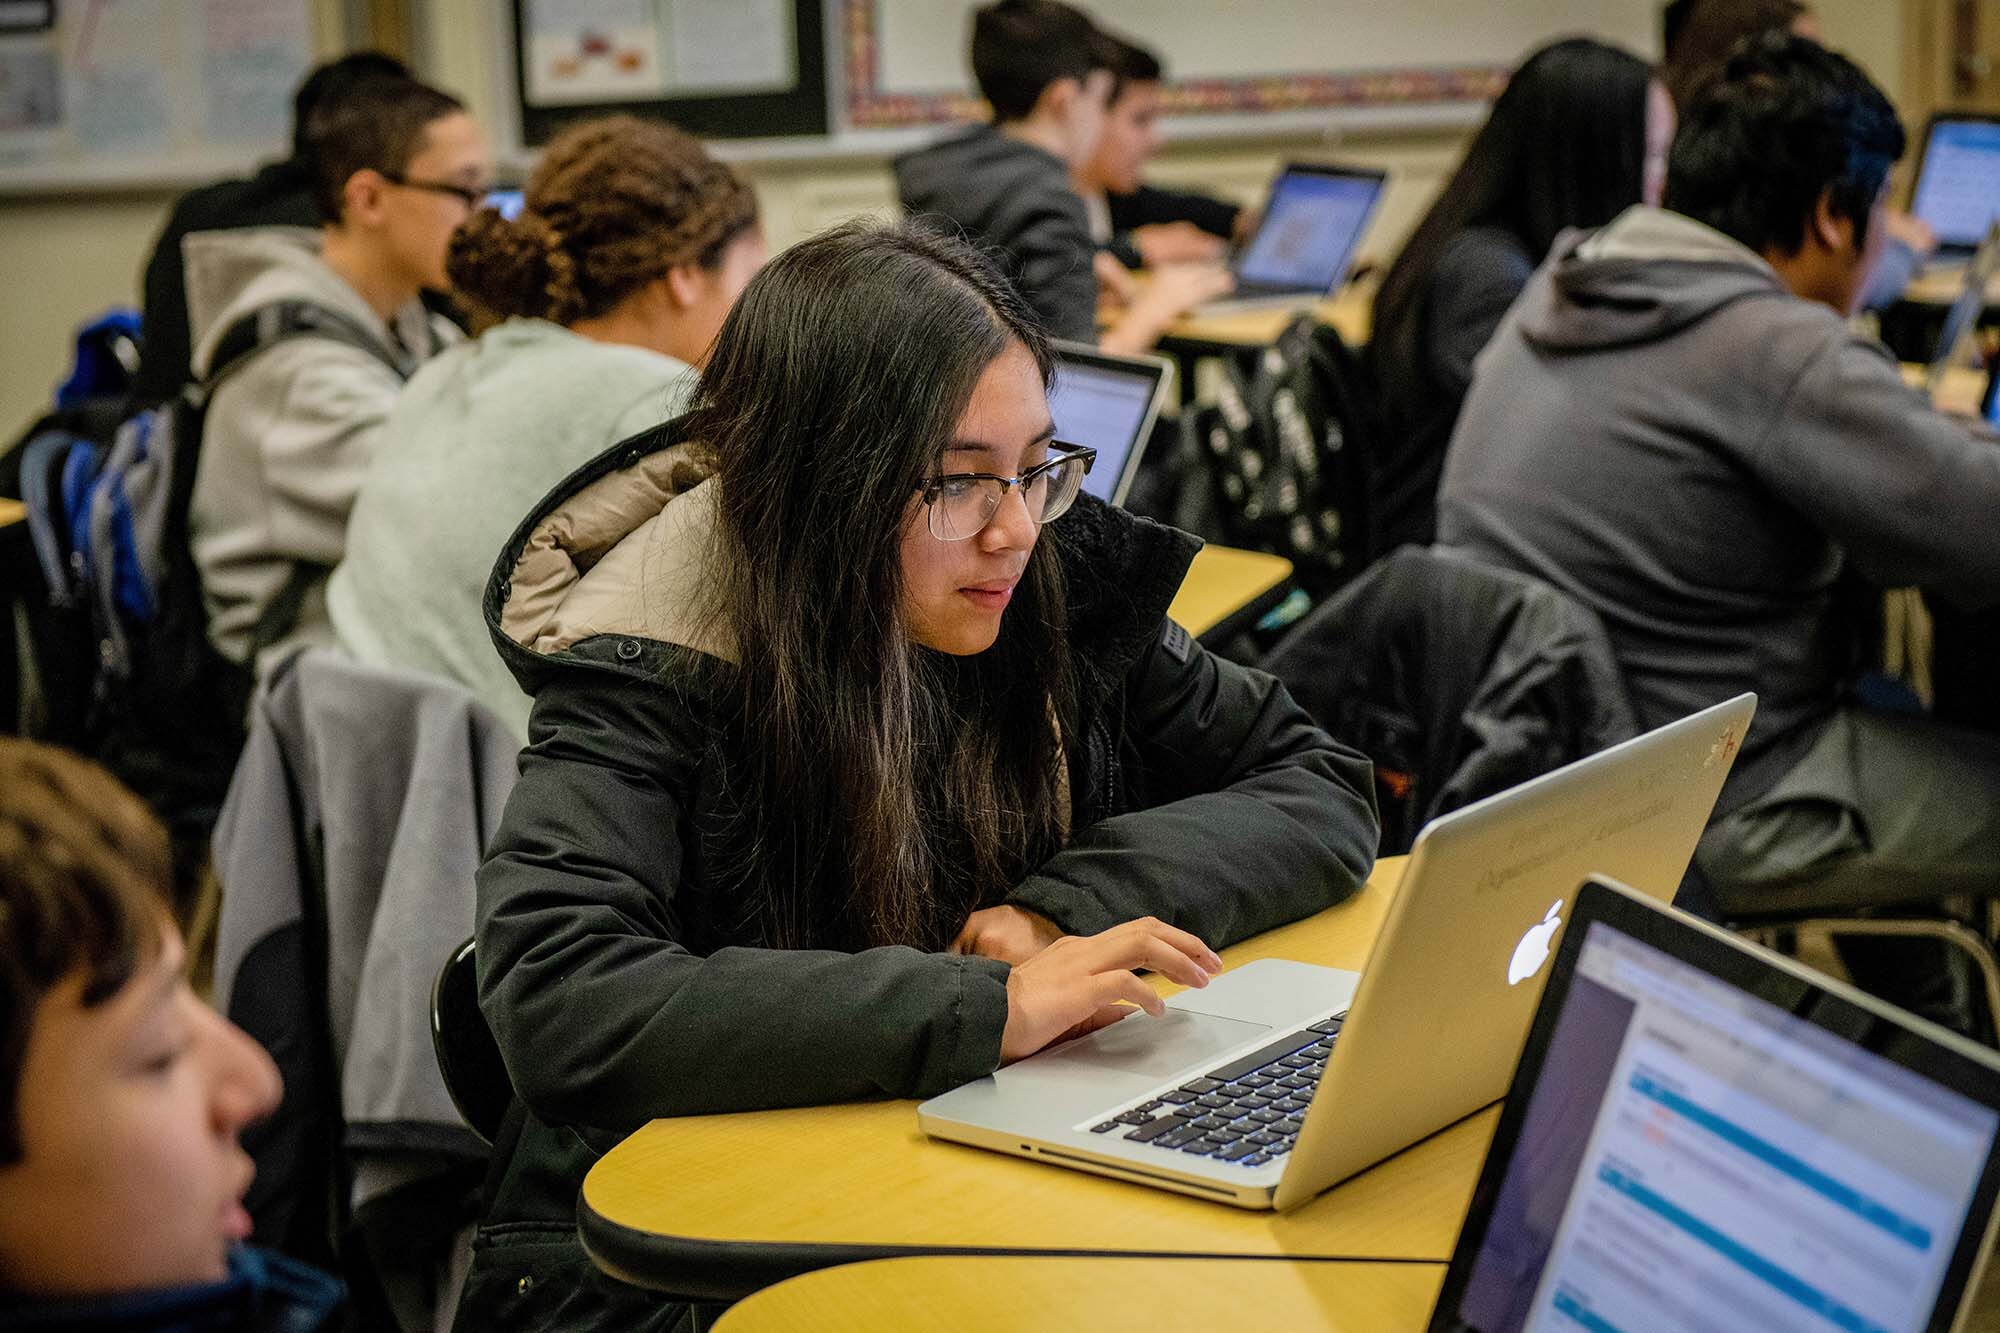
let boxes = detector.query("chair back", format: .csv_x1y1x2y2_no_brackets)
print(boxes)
431,938,511,1146
1261,544,1636,854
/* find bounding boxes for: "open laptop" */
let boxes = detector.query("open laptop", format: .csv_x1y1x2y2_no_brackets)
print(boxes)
919,694,1756,1209
1192,162,1386,316
1430,875,2000,1333
1046,341,1174,506
1912,113,2000,260
1924,220,2000,397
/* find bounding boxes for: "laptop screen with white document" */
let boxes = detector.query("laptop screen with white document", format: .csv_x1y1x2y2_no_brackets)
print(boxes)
1234,165,1384,293
1433,880,2000,1333
1912,116,2000,252
1046,344,1173,506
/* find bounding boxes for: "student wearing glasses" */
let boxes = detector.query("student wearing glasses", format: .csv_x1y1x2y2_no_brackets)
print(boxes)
187,74,488,672
456,221,1378,1329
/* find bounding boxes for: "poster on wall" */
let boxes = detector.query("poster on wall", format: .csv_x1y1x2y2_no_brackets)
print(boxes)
522,0,795,107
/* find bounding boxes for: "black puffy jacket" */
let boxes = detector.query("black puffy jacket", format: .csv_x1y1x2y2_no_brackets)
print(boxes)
456,419,1379,1329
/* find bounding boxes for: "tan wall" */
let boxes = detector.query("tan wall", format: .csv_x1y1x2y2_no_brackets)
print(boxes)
0,1,1915,436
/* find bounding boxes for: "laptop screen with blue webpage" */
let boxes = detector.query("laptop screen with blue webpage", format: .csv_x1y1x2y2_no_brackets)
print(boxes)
1046,347,1171,506
1441,896,2000,1333
1913,118,2000,251
1234,167,1383,293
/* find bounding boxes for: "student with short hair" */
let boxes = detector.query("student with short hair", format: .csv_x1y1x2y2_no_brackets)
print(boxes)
455,220,1377,1328
0,738,337,1328
1368,37,1670,558
329,114,764,737
895,0,1227,354
133,50,411,407
1661,0,1935,303
1075,33,1248,270
1436,35,2000,935
187,75,486,671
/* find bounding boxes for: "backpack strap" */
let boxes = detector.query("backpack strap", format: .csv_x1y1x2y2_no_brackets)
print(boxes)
198,299,414,404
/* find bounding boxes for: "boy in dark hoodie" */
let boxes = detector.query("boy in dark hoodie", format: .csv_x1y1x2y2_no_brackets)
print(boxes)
1438,35,2000,953
895,0,1227,352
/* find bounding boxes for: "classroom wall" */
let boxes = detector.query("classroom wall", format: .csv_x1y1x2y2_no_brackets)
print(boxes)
0,0,1908,437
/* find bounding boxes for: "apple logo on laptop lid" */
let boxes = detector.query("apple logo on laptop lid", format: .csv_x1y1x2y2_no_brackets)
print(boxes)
1508,900,1564,987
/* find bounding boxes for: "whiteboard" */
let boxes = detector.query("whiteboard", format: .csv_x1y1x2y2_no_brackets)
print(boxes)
848,0,1659,130
0,0,317,193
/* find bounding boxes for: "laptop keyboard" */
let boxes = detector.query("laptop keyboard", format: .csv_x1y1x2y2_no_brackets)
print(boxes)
1087,1014,1345,1167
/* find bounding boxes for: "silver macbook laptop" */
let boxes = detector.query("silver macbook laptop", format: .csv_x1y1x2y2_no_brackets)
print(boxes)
1047,341,1174,507
1431,875,2000,1333
1193,161,1386,316
919,694,1757,1210
1912,113,2000,260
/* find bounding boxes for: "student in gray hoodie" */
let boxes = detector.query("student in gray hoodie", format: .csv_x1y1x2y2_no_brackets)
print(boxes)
187,75,485,670
1438,34,2000,926
895,0,1227,354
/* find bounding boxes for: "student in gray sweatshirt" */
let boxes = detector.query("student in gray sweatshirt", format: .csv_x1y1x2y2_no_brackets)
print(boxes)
1438,35,2000,927
329,115,763,738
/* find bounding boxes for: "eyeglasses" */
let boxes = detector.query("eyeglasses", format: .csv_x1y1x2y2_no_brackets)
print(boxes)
918,442,1096,542
379,172,484,209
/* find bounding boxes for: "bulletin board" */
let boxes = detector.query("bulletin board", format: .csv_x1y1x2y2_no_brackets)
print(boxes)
841,0,1657,131
511,0,827,144
0,0,318,191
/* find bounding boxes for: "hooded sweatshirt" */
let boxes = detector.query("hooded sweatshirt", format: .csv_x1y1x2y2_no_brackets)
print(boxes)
328,319,695,738
1438,205,2000,810
185,227,457,668
895,124,1099,343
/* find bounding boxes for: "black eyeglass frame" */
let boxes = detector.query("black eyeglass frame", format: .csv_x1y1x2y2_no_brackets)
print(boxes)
378,171,487,209
917,441,1097,542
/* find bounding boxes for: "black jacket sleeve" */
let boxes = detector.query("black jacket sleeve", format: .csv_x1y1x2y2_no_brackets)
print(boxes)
1006,624,1380,948
475,672,1013,1131
1108,184,1242,240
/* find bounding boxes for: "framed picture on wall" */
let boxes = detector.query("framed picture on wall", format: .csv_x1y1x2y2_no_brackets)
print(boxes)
512,0,828,142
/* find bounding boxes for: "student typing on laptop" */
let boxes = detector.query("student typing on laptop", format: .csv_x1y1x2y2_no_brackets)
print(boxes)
457,222,1377,1331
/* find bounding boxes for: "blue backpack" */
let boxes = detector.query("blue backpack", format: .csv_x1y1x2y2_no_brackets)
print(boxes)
19,300,404,842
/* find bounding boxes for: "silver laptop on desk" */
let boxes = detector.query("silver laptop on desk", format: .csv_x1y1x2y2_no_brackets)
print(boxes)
1924,220,2000,397
1192,161,1386,316
1912,113,2000,261
919,695,1757,1210
1046,342,1174,507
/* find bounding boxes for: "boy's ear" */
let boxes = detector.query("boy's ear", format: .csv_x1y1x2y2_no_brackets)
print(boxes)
339,169,390,228
663,264,706,310
1033,74,1081,123
1807,188,1849,255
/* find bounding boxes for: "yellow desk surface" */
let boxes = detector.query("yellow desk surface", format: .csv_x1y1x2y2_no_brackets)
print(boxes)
1902,264,2000,308
1163,284,1373,350
711,1256,1446,1332
0,498,23,530
580,858,1501,1301
1166,545,1293,638
1902,360,1988,416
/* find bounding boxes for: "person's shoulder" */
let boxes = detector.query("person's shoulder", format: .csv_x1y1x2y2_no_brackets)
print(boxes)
1436,225,1535,287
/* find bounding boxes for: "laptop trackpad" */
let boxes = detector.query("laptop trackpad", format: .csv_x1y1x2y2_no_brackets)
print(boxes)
1033,1008,1270,1081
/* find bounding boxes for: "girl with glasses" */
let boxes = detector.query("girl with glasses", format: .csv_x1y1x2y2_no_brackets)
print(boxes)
456,220,1378,1329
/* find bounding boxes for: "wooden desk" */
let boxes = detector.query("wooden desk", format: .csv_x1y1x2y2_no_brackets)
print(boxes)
1163,285,1374,352
580,859,1502,1302
1167,545,1293,640
0,499,23,531
1901,264,2000,308
711,1256,1447,1332
1901,360,1989,416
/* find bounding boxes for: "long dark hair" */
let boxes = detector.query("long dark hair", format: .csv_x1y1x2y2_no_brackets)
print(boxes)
1371,38,1653,425
684,221,1077,953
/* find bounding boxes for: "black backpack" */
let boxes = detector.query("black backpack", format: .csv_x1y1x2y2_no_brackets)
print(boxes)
18,301,406,901
1171,314,1379,599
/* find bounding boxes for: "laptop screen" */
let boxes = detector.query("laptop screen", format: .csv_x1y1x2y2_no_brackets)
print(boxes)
1235,168,1383,293
1913,118,2000,251
484,189,526,220
1047,351,1168,505
1446,907,2000,1333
